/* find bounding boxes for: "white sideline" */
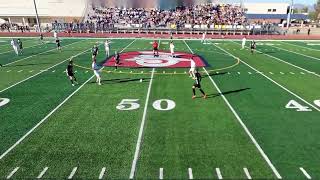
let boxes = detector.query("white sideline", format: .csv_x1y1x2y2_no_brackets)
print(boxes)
300,167,312,179
0,39,136,161
0,44,91,93
159,168,163,180
215,168,223,179
129,68,155,179
213,43,320,112
183,40,282,179
6,167,19,179
0,43,46,55
99,167,106,179
3,40,83,66
280,41,320,52
243,168,252,179
188,168,193,179
231,41,320,78
270,45,320,62
37,167,49,179
68,167,78,179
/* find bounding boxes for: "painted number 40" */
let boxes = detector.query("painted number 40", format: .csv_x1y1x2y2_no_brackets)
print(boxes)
116,99,176,111
286,100,320,112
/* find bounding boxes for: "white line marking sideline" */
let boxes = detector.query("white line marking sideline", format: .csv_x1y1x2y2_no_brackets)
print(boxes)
188,168,193,179
37,167,49,179
270,45,320,62
99,167,106,179
243,168,252,179
0,43,44,55
214,43,320,112
129,68,155,179
0,40,136,161
300,167,312,179
68,167,78,179
216,168,223,179
184,40,282,179
4,40,83,66
0,46,91,93
159,168,163,180
6,167,19,179
280,41,320,52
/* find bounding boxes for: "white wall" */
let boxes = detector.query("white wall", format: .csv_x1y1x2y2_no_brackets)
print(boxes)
244,3,289,14
0,0,87,17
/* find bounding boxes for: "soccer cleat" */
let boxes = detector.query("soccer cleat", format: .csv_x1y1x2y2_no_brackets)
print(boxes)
192,96,196,99
72,84,75,86
203,95,207,99
98,83,102,85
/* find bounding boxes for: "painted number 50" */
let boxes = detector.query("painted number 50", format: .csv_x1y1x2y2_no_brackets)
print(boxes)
116,99,176,111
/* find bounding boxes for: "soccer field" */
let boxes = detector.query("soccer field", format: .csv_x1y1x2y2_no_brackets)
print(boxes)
0,37,320,179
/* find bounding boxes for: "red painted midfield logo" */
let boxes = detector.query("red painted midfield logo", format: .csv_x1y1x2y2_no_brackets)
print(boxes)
103,51,206,68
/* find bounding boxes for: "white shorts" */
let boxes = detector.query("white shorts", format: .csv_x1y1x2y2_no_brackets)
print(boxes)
105,48,109,52
94,70,100,78
189,67,195,72
170,49,174,54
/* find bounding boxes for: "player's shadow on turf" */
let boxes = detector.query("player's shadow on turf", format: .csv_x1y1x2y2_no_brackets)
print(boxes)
259,51,277,54
203,88,251,99
94,78,151,84
204,72,228,78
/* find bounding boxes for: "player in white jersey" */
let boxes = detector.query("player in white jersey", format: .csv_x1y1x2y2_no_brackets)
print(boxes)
241,37,246,49
169,41,175,57
53,31,58,39
105,40,110,57
201,32,206,44
92,58,101,85
189,59,196,78
11,39,19,56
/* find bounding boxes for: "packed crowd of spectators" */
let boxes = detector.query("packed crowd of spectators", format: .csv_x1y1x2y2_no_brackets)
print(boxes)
86,3,246,29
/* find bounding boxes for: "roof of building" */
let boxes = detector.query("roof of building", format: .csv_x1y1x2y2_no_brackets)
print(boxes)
245,14,308,20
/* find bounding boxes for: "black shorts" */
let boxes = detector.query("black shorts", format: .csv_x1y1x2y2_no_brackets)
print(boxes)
153,47,158,51
57,43,61,47
67,72,74,76
19,46,23,49
193,83,201,88
92,53,97,56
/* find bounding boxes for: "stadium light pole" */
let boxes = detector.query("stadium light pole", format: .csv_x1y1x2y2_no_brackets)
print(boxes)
286,0,293,29
33,0,41,33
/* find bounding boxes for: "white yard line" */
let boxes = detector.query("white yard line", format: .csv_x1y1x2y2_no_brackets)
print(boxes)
99,167,106,179
129,68,155,179
159,168,164,180
300,167,312,179
37,167,49,179
243,168,252,179
0,43,45,55
188,168,193,179
68,167,78,179
270,45,320,62
184,40,282,179
214,43,320,112
215,168,223,179
280,41,320,52
231,41,320,78
6,167,19,179
0,46,91,93
3,40,83,66
0,40,136,161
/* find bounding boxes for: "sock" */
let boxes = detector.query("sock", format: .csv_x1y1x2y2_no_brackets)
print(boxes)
192,88,196,96
200,89,205,95
70,80,74,84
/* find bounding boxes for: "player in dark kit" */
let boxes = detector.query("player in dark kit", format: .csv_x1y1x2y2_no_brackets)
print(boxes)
114,51,120,69
66,59,78,86
39,34,44,44
192,70,207,99
56,38,61,51
92,45,99,58
152,40,159,57
17,39,23,54
250,40,256,54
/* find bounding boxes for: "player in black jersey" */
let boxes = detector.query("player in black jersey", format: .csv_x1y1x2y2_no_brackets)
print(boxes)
40,34,44,44
92,45,99,58
17,39,23,54
56,38,61,51
66,59,78,86
114,51,120,69
192,70,207,99
250,40,256,54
